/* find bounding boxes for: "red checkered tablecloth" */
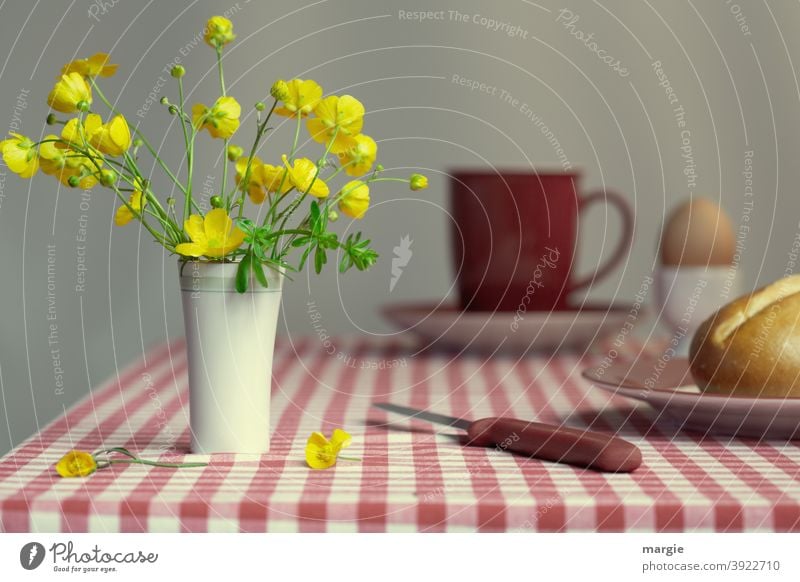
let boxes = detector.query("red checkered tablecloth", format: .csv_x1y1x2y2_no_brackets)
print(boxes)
1,337,799,532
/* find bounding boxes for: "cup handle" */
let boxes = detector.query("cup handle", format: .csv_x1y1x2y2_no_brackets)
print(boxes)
567,189,634,294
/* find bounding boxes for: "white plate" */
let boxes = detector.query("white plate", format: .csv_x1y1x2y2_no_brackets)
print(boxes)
383,302,632,353
582,358,800,439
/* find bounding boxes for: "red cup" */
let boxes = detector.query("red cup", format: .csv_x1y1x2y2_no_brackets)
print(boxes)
450,170,633,312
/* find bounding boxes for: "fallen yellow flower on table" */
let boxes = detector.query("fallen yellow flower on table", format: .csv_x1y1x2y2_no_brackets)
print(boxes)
56,450,98,478
305,428,360,469
175,208,245,258
62,53,118,78
55,447,207,478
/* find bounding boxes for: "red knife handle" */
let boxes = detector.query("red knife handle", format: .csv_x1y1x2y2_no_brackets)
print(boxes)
466,417,642,473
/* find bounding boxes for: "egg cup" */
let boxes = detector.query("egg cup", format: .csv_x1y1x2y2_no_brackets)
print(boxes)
655,265,739,356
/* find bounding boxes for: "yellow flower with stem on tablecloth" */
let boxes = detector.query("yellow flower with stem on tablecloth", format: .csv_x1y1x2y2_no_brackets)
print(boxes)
192,96,241,139
0,133,39,178
338,134,377,177
305,429,360,469
175,208,245,258
306,94,364,153
55,447,207,478
274,79,323,118
338,180,370,219
62,53,118,78
48,72,92,113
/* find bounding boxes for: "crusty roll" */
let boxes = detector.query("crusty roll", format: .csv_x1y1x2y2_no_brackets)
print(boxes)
689,275,800,397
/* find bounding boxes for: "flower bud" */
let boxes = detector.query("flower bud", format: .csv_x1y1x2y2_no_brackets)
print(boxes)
204,16,235,48
76,100,90,112
133,138,143,148
168,105,179,115
67,175,80,188
99,168,116,187
226,144,243,162
270,79,290,102
171,65,185,78
376,164,384,172
210,195,224,208
166,196,176,206
160,96,169,105
409,173,428,191
327,209,339,222
46,113,58,125
254,101,266,112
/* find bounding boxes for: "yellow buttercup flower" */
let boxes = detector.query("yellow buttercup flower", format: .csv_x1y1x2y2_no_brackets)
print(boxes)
39,135,98,188
62,53,118,78
274,79,323,118
261,163,291,195
55,450,97,478
306,95,364,154
305,429,353,469
192,96,241,139
115,191,145,226
281,155,329,198
409,173,428,191
48,72,92,113
0,133,39,178
204,15,235,48
338,180,370,219
235,156,267,204
88,114,131,156
175,208,245,258
338,134,377,177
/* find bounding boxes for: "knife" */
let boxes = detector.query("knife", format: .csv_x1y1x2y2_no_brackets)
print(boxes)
373,402,642,473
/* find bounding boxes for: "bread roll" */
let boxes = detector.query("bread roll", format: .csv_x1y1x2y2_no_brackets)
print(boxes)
689,275,800,397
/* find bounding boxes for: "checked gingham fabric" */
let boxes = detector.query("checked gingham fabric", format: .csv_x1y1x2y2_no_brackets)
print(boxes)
1,337,800,532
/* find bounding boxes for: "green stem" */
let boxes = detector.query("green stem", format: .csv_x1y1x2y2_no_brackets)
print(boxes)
90,79,188,197
109,459,208,469
216,47,226,96
231,99,277,215
289,113,302,160
338,455,361,462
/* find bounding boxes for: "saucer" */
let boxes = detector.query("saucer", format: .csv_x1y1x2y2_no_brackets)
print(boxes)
382,302,632,353
582,357,800,439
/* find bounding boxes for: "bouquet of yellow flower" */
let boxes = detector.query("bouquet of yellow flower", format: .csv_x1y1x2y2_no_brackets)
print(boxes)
1,15,427,291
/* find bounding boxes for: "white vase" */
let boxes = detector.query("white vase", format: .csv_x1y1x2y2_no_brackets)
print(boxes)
178,260,282,454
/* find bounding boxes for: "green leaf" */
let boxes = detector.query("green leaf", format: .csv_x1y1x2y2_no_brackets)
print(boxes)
253,259,269,288
236,252,252,293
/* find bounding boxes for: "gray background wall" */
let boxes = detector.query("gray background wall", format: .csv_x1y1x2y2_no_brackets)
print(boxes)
0,0,797,455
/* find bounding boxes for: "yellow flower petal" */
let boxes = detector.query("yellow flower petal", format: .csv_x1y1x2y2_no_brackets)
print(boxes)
55,450,97,478
184,214,207,244
47,72,92,113
306,95,364,153
204,15,236,47
338,180,370,219
1,133,39,178
330,428,352,449
339,134,377,177
175,242,208,257
204,208,233,241
62,53,118,78
115,191,144,226
282,155,329,198
274,79,323,118
193,97,241,139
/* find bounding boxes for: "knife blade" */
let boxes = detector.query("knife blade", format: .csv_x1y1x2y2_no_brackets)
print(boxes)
372,402,642,473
